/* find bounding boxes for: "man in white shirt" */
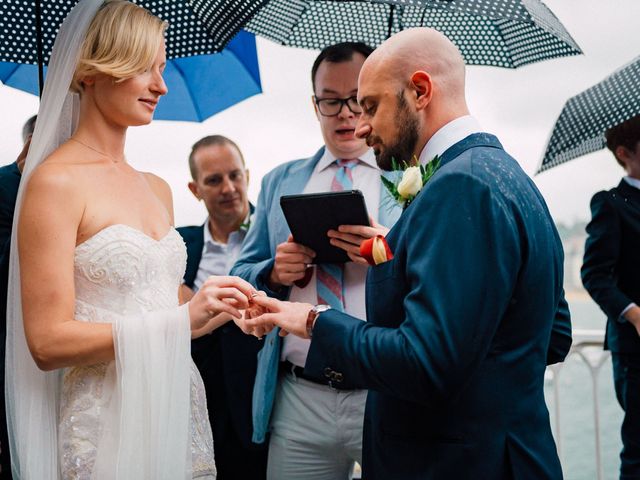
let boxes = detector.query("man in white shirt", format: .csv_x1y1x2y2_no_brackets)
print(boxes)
177,135,267,480
231,43,401,479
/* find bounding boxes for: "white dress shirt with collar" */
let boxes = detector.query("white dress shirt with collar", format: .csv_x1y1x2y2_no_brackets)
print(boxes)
282,148,383,367
418,115,483,166
193,215,251,292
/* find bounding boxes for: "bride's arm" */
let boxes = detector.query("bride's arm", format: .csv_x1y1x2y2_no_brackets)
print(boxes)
191,312,232,339
19,163,115,371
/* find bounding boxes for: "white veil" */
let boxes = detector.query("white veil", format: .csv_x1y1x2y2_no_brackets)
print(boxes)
5,1,192,478
6,2,105,477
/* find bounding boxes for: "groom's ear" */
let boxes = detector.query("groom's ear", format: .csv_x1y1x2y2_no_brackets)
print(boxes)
410,71,432,110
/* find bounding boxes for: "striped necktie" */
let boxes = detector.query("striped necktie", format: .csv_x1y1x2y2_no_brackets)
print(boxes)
316,158,359,311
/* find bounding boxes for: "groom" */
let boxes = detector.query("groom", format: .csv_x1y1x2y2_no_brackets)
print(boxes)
247,28,572,479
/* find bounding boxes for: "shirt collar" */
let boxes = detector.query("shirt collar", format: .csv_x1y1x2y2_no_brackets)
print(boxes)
316,147,378,173
624,176,640,190
418,115,483,166
203,210,251,247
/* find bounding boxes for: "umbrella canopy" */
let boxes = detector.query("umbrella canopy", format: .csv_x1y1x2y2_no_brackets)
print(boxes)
0,30,262,122
239,0,581,68
0,0,268,93
538,56,640,173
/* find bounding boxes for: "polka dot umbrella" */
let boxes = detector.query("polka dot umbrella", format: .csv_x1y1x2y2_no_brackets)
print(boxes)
538,56,640,173
234,0,581,69
0,0,268,95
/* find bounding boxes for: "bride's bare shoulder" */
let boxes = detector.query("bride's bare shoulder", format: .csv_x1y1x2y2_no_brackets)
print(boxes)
27,143,91,196
141,171,174,217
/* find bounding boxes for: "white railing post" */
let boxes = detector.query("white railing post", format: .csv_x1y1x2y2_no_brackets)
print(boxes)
549,329,608,480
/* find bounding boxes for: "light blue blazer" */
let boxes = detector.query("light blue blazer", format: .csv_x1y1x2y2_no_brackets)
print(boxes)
230,147,402,443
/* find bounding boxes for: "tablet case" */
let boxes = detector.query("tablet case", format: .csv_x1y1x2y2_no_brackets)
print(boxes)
280,190,370,264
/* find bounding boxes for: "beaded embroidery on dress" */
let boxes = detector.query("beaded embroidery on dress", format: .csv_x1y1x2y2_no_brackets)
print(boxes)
59,224,216,479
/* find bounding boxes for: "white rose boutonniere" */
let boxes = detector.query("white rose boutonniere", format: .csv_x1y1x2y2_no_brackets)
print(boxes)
397,166,422,199
381,155,441,208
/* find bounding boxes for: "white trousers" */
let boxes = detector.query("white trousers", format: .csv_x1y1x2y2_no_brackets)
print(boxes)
267,372,367,480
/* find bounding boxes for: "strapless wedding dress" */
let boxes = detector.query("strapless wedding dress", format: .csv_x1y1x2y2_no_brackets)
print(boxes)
58,224,216,479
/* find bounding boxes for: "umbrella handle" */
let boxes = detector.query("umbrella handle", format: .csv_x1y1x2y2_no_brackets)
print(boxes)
387,4,395,39
35,0,44,97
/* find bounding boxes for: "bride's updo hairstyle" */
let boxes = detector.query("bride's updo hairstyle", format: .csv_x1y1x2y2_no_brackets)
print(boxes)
71,0,167,93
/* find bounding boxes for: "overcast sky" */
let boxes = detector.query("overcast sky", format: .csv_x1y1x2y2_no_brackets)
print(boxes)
1,0,639,227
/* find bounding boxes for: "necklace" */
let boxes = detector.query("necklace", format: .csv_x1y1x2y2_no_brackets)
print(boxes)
70,137,124,163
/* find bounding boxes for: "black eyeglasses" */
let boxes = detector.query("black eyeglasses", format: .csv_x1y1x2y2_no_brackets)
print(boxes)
314,96,362,117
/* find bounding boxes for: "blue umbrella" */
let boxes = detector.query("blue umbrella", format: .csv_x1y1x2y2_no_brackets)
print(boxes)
0,30,262,122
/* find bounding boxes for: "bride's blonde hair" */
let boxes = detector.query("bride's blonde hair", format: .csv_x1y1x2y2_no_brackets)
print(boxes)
72,0,167,92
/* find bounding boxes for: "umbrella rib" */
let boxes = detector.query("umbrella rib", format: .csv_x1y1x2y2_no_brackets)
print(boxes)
170,59,203,121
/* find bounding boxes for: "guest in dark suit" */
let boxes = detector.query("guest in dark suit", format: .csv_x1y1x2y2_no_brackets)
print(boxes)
0,115,36,478
177,135,267,480
582,115,640,480
245,28,572,479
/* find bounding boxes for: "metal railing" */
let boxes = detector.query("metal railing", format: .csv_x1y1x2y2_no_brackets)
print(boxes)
546,328,609,480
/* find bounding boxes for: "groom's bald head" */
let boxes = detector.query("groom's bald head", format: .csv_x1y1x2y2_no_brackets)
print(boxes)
355,28,469,170
365,28,466,98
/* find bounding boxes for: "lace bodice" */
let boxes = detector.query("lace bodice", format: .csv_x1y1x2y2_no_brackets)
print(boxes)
73,224,186,319
59,224,216,479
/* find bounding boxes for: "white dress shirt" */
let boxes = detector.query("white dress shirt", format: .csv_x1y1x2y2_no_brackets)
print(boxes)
282,148,383,367
418,115,483,166
193,215,250,292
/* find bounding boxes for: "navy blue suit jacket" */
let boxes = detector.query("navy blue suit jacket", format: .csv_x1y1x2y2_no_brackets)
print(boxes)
178,217,264,450
581,180,640,353
305,134,572,479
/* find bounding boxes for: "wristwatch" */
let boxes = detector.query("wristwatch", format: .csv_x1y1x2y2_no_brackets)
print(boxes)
306,304,331,338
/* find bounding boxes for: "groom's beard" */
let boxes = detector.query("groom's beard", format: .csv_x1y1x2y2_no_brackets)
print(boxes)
373,93,420,171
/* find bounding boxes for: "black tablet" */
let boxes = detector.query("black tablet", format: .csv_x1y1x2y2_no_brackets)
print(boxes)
280,190,370,264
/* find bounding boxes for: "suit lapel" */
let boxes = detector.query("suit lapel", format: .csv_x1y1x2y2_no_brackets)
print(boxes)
272,148,324,244
398,133,503,218
183,225,205,288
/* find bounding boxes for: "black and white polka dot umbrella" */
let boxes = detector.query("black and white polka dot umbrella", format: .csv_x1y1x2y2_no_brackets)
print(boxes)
0,0,267,92
238,0,580,69
538,56,640,173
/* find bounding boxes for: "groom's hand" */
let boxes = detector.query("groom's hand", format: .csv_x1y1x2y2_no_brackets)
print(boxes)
328,216,390,265
268,234,316,288
234,291,276,338
245,296,313,339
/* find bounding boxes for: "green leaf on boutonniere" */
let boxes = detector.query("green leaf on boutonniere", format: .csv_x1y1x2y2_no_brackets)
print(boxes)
380,154,441,209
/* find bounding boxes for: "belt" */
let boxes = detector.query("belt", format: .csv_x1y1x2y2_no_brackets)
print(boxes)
281,360,352,390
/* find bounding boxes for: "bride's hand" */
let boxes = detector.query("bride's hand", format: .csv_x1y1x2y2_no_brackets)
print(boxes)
235,291,276,338
188,276,256,331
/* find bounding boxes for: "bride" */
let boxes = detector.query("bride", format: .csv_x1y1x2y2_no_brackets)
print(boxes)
5,1,255,478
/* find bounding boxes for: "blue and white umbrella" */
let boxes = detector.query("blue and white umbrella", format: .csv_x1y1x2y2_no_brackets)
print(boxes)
0,30,262,122
0,0,268,94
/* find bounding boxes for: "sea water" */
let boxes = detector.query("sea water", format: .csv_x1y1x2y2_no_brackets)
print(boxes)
548,296,623,479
